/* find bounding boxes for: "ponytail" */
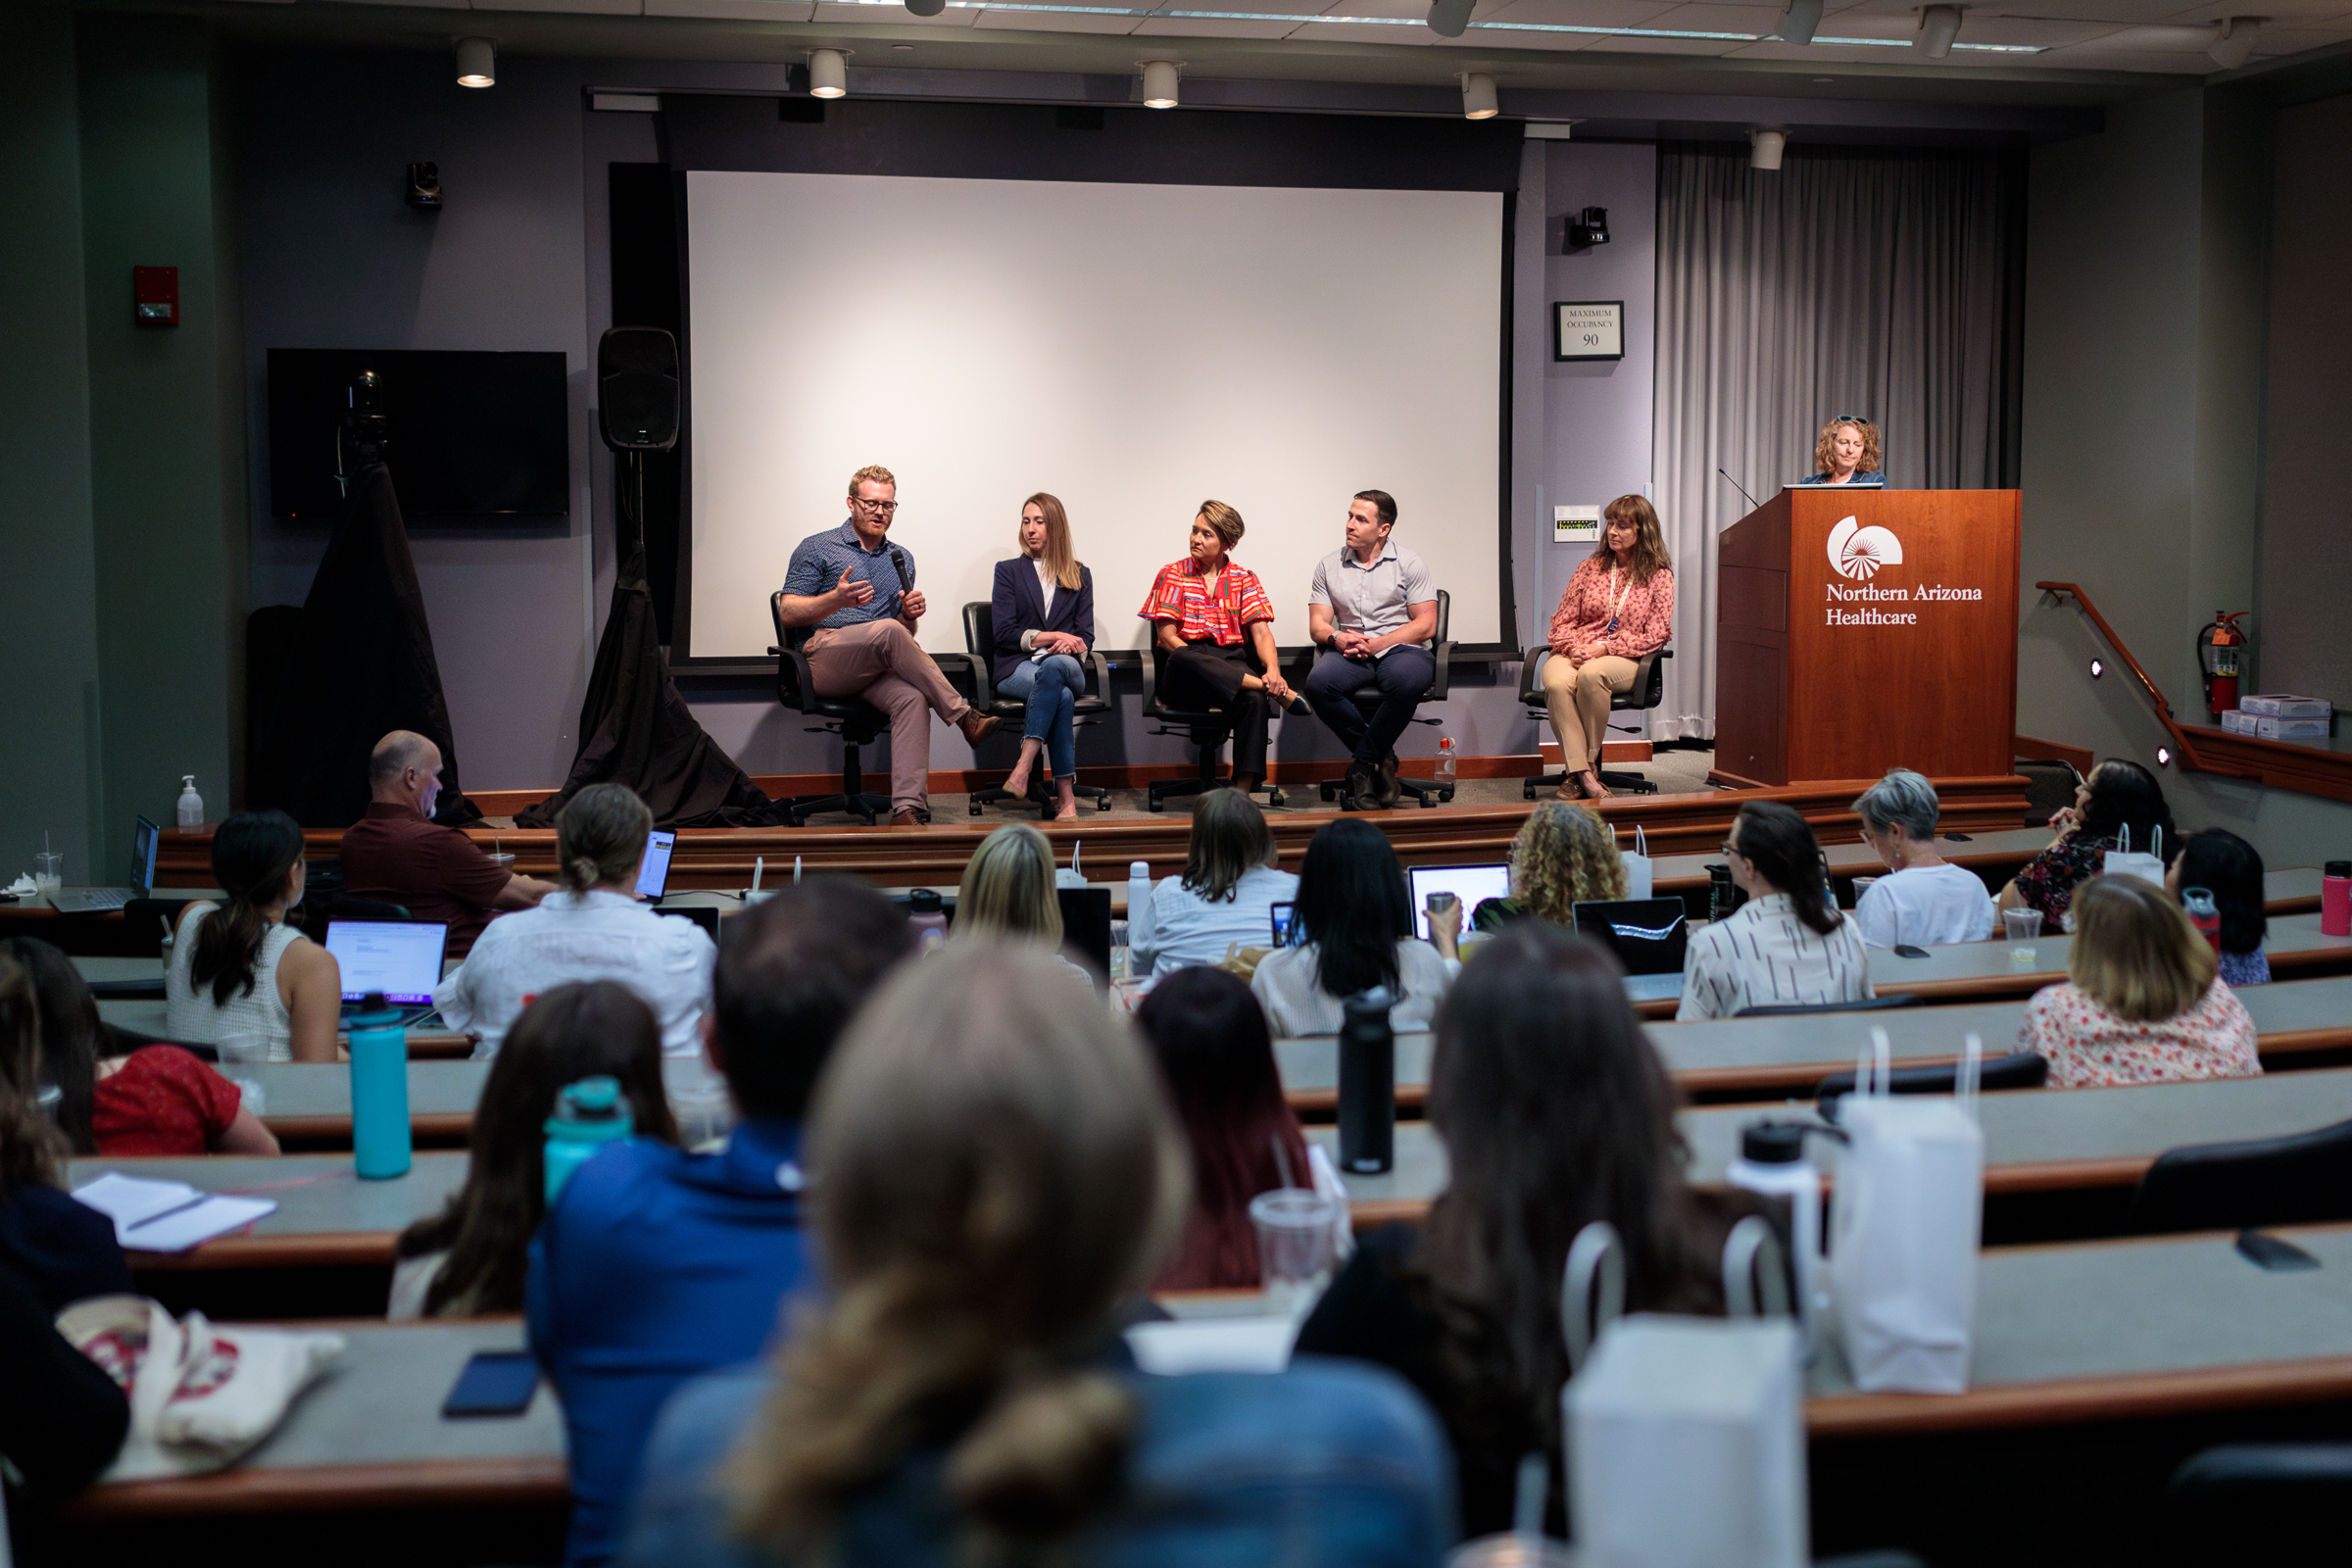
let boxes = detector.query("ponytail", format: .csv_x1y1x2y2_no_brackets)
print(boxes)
1732,801,1840,938
192,810,306,1007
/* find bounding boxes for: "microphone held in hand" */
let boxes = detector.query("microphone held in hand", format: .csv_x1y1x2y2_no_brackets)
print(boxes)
889,548,911,593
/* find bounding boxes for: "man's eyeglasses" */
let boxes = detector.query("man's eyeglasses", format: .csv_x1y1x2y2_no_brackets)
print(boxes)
853,499,899,514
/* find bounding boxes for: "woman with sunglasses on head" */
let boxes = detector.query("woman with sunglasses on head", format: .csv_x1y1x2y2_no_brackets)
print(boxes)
1542,494,1673,803
990,493,1096,821
1678,800,1872,1020
1794,416,1885,487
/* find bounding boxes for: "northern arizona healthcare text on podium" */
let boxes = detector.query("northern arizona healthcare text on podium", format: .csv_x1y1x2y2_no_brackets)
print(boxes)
1712,488,2021,787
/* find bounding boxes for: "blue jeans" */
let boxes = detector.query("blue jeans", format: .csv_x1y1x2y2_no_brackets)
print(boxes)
997,654,1084,779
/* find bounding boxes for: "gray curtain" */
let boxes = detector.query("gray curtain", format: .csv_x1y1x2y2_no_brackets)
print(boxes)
1651,144,2024,741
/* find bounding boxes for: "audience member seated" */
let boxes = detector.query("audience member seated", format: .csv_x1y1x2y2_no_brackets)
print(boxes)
533,880,913,1567
1679,800,1872,1020
11,938,276,1158
618,943,1455,1568
2000,758,2177,927
1135,966,1314,1290
1127,788,1298,979
0,955,130,1312
2170,827,2270,987
1297,923,1757,1539
2020,874,2260,1089
391,981,677,1321
1471,799,1626,932
952,822,1094,985
1,1254,128,1525
1252,819,1460,1035
341,730,557,955
164,809,342,1063
437,784,713,1059
1849,768,1997,948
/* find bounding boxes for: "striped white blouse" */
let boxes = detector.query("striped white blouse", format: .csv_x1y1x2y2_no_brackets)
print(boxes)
1676,893,1874,1021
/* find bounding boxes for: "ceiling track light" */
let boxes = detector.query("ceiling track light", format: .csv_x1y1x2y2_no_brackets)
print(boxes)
808,48,849,98
1140,60,1182,109
1778,0,1822,45
1459,73,1498,120
1916,4,1962,58
1427,0,1475,38
2209,16,2259,69
1749,127,1787,171
454,36,496,89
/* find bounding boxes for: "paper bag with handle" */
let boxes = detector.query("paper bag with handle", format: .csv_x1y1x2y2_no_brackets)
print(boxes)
2102,822,2166,890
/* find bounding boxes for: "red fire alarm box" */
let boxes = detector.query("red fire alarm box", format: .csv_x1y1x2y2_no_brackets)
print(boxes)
133,266,178,327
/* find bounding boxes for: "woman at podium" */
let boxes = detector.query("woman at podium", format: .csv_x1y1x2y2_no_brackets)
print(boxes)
1793,416,1884,486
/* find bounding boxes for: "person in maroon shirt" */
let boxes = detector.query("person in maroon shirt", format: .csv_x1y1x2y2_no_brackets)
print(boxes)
340,731,558,954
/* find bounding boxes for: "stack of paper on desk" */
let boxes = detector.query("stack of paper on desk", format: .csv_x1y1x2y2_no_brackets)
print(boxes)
72,1172,277,1252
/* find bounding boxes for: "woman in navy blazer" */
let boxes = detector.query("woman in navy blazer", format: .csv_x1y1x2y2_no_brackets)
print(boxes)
991,493,1096,820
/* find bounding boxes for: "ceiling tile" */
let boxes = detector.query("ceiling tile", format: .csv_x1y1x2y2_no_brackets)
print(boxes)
643,0,814,17
1475,0,1684,24
1578,29,1745,48
1132,10,1307,32
971,6,1147,28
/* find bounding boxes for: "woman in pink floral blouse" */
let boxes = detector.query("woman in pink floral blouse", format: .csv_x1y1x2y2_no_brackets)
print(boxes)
2020,874,2260,1089
1542,495,1674,801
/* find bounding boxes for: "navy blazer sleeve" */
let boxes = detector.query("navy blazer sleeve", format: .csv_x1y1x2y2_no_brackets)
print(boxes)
991,561,1028,663
1072,567,1096,652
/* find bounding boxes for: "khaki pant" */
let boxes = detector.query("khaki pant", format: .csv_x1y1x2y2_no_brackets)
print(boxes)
805,620,973,815
1541,654,1640,776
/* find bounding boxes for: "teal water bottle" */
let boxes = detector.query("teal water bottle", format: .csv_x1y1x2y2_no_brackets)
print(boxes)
347,991,412,1180
545,1076,633,1206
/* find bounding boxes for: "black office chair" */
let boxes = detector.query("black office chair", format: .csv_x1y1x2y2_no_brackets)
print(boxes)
1142,644,1288,812
959,601,1113,817
768,590,891,826
1814,1049,2048,1115
1314,589,1457,809
120,897,204,959
2123,1114,2352,1236
2167,1445,2352,1563
1521,646,1673,799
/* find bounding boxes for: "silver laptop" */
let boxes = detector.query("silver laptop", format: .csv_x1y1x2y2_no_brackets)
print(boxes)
50,817,160,913
1621,972,1686,1004
1405,862,1513,942
326,919,451,1027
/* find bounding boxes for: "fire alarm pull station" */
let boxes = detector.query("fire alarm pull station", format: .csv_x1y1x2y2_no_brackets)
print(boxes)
133,267,178,327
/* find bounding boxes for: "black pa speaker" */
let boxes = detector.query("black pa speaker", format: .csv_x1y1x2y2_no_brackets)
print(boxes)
598,326,679,452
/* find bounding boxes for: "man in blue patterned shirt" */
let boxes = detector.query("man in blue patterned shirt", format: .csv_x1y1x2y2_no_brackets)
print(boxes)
777,465,1001,825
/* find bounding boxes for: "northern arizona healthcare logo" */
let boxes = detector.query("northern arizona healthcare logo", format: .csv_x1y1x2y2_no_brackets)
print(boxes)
1827,514,1903,580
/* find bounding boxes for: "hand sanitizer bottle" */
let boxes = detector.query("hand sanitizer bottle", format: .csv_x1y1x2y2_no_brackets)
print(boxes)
176,776,205,829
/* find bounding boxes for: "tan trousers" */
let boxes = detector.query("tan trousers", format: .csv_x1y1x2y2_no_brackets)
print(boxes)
1542,654,1640,775
805,620,972,815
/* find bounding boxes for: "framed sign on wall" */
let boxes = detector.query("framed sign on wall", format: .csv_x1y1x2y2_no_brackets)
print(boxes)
1554,300,1624,362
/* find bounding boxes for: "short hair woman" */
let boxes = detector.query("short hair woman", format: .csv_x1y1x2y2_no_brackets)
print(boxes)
1137,500,1303,798
1849,768,1996,948
1796,416,1884,486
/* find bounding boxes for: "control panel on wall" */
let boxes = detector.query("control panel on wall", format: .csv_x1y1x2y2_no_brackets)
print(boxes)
133,267,177,327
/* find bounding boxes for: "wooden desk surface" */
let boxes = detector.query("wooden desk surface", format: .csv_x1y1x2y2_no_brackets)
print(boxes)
67,1152,469,1269
94,997,475,1059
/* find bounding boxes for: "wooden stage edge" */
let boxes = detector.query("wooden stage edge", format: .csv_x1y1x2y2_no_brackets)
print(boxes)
152,773,2034,889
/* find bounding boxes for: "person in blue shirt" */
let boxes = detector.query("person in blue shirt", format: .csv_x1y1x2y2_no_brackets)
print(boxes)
1792,415,1886,486
528,877,916,1566
616,941,1456,1568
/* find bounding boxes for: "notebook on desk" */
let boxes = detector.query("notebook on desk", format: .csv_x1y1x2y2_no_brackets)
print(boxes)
326,919,450,1028
50,817,160,913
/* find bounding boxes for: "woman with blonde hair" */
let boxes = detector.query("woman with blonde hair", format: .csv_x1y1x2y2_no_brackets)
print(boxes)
1797,416,1884,486
1474,800,1628,932
617,944,1452,1566
2020,875,2260,1089
990,493,1097,820
1541,494,1673,801
954,823,1096,988
435,783,715,1057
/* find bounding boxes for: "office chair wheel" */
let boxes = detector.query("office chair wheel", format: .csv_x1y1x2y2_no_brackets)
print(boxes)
1523,779,1540,801
1267,788,1286,808
968,800,983,816
1148,798,1164,812
1097,797,1112,812
1420,794,1436,808
1441,788,1454,803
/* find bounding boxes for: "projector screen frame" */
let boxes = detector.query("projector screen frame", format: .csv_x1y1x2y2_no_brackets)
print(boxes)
660,152,1521,675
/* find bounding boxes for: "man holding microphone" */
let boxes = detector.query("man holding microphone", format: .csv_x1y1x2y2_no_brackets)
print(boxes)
776,465,1001,827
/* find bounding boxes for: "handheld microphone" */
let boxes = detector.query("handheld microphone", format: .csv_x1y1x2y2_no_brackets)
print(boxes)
1718,467,1762,512
888,548,911,593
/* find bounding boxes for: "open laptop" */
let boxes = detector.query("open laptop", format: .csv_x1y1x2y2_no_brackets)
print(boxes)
1406,863,1513,942
1056,886,1113,985
51,817,162,913
1572,897,1690,1004
634,828,677,904
325,918,450,1026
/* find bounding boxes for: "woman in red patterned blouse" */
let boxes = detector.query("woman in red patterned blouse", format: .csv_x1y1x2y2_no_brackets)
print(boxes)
9,936,279,1158
2019,875,2259,1089
1138,500,1301,796
1542,495,1675,800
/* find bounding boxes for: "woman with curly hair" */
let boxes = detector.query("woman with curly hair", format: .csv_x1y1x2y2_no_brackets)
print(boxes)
1473,800,1627,932
1795,416,1884,486
1541,495,1674,802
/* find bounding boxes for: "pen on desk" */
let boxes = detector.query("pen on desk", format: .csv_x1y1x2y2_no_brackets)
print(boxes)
124,1194,213,1232
753,856,764,894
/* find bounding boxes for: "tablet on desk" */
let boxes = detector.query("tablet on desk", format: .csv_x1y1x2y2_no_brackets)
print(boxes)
635,829,677,902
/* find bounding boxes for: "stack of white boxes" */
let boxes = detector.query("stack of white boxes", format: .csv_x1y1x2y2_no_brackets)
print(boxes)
2222,693,2333,739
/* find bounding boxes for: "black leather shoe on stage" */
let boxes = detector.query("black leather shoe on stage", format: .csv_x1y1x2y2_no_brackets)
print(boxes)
1339,761,1375,811
1375,753,1403,809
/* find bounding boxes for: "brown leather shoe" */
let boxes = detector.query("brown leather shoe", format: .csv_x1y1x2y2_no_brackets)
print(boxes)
1376,752,1403,808
957,710,1003,746
1338,761,1375,811
889,809,928,828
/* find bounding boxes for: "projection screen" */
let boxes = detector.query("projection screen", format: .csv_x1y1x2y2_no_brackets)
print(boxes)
682,170,1504,662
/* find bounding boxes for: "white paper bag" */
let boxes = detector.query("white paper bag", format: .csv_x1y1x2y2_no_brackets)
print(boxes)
2102,823,2166,889
1621,823,1653,902
1827,1031,1984,1395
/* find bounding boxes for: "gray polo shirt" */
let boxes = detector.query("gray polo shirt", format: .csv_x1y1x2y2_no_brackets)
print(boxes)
1308,541,1434,644
780,520,912,633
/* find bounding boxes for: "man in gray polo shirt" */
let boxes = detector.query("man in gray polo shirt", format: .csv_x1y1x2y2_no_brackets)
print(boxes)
776,464,1000,826
1302,490,1439,810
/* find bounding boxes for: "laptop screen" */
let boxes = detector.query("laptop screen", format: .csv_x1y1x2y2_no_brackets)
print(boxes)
326,920,450,1006
635,829,676,901
1406,863,1512,942
132,816,159,895
1571,898,1690,976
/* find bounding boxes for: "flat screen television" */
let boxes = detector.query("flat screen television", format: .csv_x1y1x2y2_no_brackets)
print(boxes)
267,348,569,520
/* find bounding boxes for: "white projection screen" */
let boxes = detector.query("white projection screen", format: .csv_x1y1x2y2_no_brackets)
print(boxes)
682,170,1504,662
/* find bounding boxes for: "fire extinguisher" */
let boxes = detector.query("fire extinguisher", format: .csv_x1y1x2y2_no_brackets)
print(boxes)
2196,611,2249,715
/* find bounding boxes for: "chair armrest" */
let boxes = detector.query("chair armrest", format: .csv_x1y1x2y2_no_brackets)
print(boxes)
1518,647,1551,706
968,650,997,710
774,645,823,715
1425,638,1454,703
1086,649,1112,701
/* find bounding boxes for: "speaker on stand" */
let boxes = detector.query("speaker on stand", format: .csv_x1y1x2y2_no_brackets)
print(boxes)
597,326,680,569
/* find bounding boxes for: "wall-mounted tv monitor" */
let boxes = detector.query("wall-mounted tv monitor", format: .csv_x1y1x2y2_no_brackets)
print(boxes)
267,348,569,521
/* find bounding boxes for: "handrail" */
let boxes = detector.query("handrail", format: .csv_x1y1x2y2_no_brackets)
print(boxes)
2034,581,2258,781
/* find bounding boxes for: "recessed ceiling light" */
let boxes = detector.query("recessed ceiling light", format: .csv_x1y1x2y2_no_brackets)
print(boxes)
2156,745,2173,767
455,36,495,89
2088,658,2105,678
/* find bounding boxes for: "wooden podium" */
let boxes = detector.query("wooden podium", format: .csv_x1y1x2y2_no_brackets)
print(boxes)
1713,488,2021,787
